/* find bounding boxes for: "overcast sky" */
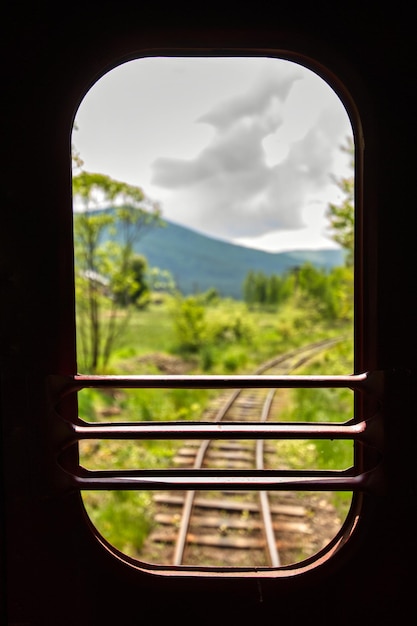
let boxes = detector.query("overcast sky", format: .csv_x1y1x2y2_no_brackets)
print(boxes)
73,57,353,252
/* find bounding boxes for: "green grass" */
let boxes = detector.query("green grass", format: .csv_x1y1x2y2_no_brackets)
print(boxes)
79,295,354,558
110,303,176,363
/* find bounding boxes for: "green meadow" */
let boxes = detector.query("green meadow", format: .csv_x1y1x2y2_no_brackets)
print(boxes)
77,292,354,559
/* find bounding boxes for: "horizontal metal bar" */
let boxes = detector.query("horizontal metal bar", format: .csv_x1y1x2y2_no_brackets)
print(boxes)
67,466,378,492
69,372,370,392
72,419,368,442
48,371,385,406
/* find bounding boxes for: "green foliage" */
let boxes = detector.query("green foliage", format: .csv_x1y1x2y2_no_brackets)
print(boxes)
205,306,254,344
73,170,162,372
170,295,206,354
113,254,150,309
243,270,294,308
243,262,353,323
74,141,357,558
221,346,249,372
83,490,154,556
79,283,354,556
147,267,177,294
296,263,353,321
326,138,354,267
169,295,255,371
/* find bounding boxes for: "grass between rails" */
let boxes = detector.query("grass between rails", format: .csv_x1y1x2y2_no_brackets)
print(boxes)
78,295,354,560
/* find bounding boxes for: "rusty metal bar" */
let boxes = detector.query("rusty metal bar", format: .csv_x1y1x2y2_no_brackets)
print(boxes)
72,372,370,390
66,466,379,492
46,370,385,401
71,419,370,441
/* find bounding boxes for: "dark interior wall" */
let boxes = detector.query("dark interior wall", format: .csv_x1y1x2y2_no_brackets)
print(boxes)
2,3,416,624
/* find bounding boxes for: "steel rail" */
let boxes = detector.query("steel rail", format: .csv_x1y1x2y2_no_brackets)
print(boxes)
52,339,383,566
169,339,346,567
257,388,281,567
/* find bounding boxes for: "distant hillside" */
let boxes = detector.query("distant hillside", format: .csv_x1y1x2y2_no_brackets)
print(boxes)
133,219,345,300
88,210,345,300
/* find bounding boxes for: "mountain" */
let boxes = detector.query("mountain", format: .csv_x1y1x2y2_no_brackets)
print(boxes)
83,209,346,300
132,219,345,300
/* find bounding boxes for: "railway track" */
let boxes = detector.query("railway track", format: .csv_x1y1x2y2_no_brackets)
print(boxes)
138,339,346,569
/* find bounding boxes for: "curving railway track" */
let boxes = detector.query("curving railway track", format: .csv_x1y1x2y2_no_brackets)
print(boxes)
138,339,346,569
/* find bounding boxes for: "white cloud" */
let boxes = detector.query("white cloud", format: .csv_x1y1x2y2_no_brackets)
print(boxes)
74,57,353,252
151,63,351,243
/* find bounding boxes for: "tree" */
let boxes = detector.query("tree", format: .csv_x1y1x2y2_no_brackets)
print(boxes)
297,263,342,320
147,267,177,295
326,138,354,267
73,171,162,372
243,270,293,308
113,254,150,309
171,295,206,354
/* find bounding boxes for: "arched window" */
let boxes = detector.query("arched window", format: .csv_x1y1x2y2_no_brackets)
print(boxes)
53,55,380,575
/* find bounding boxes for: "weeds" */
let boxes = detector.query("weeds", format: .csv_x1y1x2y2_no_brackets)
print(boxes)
79,295,353,556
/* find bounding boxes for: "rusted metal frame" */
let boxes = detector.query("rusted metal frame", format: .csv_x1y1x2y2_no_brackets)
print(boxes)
51,370,384,495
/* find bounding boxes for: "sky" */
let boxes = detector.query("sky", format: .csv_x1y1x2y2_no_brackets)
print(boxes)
73,57,353,253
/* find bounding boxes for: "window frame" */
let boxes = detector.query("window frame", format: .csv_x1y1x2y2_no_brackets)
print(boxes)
51,51,386,579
